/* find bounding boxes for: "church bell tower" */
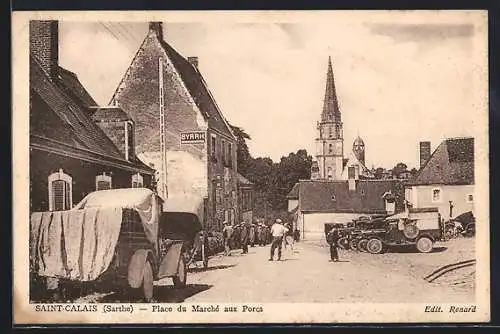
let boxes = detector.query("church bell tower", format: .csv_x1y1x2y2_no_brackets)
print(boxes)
315,57,344,180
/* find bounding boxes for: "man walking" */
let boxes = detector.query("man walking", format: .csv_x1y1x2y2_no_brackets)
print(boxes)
269,219,288,261
240,221,250,254
326,227,339,262
222,221,233,256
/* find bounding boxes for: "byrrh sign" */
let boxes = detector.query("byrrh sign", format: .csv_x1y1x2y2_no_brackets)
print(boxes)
180,131,206,144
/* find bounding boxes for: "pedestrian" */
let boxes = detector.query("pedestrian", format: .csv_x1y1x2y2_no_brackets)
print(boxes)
326,227,339,262
222,221,233,256
283,222,294,252
269,219,288,261
249,223,256,247
240,221,250,254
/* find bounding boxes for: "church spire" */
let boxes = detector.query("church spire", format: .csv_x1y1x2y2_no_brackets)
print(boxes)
321,56,341,123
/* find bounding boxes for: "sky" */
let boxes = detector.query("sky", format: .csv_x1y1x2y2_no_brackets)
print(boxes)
58,12,486,170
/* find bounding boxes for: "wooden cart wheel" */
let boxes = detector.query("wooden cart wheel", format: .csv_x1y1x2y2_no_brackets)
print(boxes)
173,257,187,288
366,238,383,254
141,260,154,302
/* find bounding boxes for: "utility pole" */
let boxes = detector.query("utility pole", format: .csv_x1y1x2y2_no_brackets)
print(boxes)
159,58,167,200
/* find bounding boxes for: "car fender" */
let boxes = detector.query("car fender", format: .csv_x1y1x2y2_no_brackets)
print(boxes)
417,233,435,243
127,249,154,289
158,241,184,280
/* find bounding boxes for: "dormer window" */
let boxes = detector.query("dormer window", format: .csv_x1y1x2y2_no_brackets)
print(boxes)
132,173,144,188
96,173,112,191
48,169,72,211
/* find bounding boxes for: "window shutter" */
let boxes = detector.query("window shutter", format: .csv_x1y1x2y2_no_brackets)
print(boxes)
52,180,66,211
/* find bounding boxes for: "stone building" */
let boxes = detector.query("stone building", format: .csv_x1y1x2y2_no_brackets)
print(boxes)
29,20,154,212
237,173,254,224
109,22,239,230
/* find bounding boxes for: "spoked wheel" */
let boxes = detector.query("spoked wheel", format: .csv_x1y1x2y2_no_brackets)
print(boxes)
173,257,187,288
416,236,434,253
349,239,358,251
366,238,384,254
338,237,349,250
357,239,368,252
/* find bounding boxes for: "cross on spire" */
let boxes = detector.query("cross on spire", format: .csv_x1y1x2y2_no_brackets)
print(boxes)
321,56,341,123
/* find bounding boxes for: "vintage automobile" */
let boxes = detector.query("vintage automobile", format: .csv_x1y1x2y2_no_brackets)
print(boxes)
353,208,443,254
30,188,200,302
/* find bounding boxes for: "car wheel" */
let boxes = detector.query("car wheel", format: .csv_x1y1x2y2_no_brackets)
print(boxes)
141,260,154,302
366,238,383,254
338,237,349,250
358,239,368,252
416,236,433,253
173,257,187,288
349,239,358,251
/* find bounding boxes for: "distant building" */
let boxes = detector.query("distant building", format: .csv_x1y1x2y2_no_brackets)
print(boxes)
110,22,238,229
29,20,154,212
405,137,474,220
288,176,402,241
312,57,373,181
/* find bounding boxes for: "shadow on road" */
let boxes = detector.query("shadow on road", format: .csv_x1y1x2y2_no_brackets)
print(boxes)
188,264,236,273
385,245,448,254
153,284,213,303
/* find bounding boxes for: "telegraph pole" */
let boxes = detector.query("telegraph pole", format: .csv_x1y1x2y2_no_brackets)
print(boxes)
159,58,168,200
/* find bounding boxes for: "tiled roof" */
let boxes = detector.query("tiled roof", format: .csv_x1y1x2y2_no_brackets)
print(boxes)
286,183,300,199
56,66,99,108
298,179,398,213
157,39,235,139
410,137,474,186
30,56,154,174
90,106,132,122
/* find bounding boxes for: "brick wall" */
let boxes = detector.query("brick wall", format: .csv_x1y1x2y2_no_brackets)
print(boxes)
96,121,126,156
112,30,239,229
30,20,59,78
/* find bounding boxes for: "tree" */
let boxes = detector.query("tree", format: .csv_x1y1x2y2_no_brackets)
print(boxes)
391,162,408,179
229,124,253,175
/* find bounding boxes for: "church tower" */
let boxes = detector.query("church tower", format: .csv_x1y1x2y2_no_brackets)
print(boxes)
315,57,344,180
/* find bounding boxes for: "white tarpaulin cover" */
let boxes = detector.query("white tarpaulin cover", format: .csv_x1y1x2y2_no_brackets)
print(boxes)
74,188,160,246
30,207,122,281
30,188,161,281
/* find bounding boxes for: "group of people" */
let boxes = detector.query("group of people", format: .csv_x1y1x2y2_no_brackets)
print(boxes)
221,218,298,261
222,220,273,256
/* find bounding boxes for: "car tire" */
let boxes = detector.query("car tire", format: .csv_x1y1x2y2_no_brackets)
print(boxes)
349,239,358,251
338,237,349,250
366,238,384,254
416,236,433,253
141,260,154,302
358,239,368,252
173,257,187,288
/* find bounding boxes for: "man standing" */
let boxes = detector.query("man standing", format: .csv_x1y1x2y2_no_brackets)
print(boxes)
240,221,250,254
222,221,233,256
326,227,339,262
269,219,288,261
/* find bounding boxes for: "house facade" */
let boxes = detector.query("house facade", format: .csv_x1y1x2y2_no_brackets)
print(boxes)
110,22,239,230
29,20,155,213
406,137,474,220
237,174,254,224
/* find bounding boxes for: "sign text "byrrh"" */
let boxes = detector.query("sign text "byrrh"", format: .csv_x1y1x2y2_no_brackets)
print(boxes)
181,131,206,144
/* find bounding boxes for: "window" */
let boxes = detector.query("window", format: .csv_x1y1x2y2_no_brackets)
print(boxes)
466,193,474,203
221,140,226,165
227,143,233,167
327,167,333,179
210,134,217,161
96,173,112,191
348,166,356,179
328,126,333,138
331,194,336,201
432,188,442,202
328,143,333,154
132,173,144,188
48,169,72,211
126,121,134,161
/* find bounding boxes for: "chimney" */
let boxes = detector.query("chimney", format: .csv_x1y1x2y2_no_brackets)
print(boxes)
30,20,59,79
419,141,431,168
149,21,164,40
187,56,199,69
348,166,356,191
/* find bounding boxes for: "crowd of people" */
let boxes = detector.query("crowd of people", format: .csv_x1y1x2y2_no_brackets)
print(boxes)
222,220,273,255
